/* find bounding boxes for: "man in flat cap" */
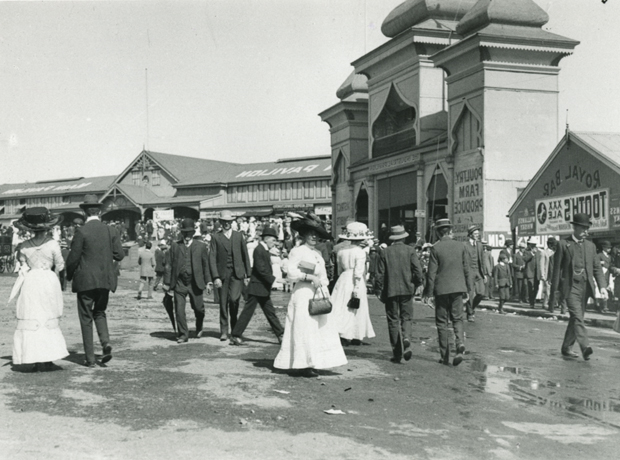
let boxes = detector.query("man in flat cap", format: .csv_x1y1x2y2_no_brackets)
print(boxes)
551,213,606,360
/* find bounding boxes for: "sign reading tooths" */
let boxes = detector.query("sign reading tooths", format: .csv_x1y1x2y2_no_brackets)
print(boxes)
535,189,610,234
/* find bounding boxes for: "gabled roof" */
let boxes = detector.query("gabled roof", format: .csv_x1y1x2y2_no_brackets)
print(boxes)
508,130,620,215
147,151,239,185
0,175,116,199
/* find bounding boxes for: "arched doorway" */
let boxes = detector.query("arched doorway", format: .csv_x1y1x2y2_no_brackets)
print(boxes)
355,185,369,226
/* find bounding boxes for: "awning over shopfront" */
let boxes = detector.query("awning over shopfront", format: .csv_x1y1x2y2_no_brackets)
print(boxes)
508,131,620,241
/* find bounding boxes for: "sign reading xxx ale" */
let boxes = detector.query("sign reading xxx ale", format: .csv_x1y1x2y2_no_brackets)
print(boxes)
535,189,609,234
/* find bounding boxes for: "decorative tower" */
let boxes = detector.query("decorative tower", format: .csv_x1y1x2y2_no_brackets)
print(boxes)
430,0,579,238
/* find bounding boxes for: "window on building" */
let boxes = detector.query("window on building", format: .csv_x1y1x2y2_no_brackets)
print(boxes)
238,186,247,202
249,185,258,202
260,184,269,201
269,183,279,201
19,198,26,205
227,188,234,203
282,183,292,200
132,171,140,185
292,182,303,200
152,170,161,186
304,181,315,199
372,85,416,158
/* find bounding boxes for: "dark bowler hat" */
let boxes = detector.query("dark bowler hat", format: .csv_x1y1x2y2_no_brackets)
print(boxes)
179,218,196,233
18,207,63,230
547,236,557,246
600,240,612,249
505,239,513,245
261,226,278,239
434,218,452,229
79,194,103,209
389,225,409,240
570,213,592,227
467,224,480,235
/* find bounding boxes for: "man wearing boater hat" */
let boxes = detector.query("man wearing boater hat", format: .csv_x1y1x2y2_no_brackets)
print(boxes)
464,224,487,322
423,219,471,366
375,225,424,363
163,218,212,343
66,195,125,367
551,213,607,360
209,210,251,341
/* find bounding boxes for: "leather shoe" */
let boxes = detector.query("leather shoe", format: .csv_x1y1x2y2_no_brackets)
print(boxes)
467,316,475,322
177,337,188,344
453,345,465,366
220,334,228,342
101,344,113,364
390,357,402,364
403,348,413,361
83,360,96,368
230,336,245,346
195,329,203,339
561,349,579,358
403,338,411,349
583,347,593,361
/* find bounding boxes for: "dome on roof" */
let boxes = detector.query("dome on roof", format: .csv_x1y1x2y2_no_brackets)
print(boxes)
382,0,477,38
456,0,549,36
336,71,368,101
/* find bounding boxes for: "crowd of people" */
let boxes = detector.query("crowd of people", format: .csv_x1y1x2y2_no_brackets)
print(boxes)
5,195,619,375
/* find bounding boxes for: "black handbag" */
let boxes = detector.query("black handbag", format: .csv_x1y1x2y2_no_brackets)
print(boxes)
308,287,332,316
347,296,360,310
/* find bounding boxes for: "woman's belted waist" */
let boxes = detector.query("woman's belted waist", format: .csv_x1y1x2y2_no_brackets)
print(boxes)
16,318,60,331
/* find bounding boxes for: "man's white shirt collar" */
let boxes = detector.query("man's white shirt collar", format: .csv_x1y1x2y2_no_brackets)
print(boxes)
86,216,101,222
260,241,268,250
224,229,232,239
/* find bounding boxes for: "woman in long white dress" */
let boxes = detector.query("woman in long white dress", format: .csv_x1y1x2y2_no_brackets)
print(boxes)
274,214,347,377
330,222,376,345
10,208,69,371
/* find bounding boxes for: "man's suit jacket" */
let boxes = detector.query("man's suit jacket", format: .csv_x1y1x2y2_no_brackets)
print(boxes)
482,250,494,279
375,241,424,301
209,231,251,281
464,240,486,279
138,247,156,278
514,251,525,279
523,249,536,279
247,243,276,297
424,237,471,297
537,248,552,282
551,237,606,300
66,219,125,293
154,248,165,272
164,239,211,291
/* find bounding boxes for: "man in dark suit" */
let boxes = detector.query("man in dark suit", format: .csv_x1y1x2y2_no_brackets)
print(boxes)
523,239,538,307
163,218,212,343
551,213,607,360
482,240,494,299
375,225,424,363
209,210,251,341
514,243,527,303
66,194,125,367
424,219,471,366
152,241,166,291
464,225,487,322
229,227,284,346
499,238,515,299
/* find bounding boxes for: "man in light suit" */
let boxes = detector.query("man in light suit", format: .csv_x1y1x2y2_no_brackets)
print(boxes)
163,218,212,343
551,213,607,360
209,210,251,341
66,195,125,367
424,219,471,366
464,225,487,322
537,241,553,310
375,225,424,363
230,227,284,346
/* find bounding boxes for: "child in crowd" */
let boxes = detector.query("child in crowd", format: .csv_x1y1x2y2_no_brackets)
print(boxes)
493,253,512,314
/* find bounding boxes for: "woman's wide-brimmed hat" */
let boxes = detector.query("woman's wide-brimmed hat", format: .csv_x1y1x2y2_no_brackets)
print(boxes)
179,218,196,233
339,222,373,241
18,207,63,230
389,225,409,241
79,194,104,210
570,213,592,227
290,212,331,240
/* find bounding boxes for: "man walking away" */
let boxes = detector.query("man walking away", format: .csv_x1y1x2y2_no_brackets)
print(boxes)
375,225,424,364
66,195,125,367
424,219,471,366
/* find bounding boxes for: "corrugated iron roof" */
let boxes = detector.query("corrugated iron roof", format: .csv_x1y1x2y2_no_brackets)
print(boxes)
572,132,620,166
0,175,116,198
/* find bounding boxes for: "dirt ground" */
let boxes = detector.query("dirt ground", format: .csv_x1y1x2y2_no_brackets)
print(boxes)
1,271,619,460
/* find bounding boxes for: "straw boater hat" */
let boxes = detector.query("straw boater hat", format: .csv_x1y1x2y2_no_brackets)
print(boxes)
18,207,63,230
467,224,479,235
570,213,592,227
339,222,372,241
389,225,409,241
219,210,235,221
79,194,103,209
290,212,331,240
434,218,453,229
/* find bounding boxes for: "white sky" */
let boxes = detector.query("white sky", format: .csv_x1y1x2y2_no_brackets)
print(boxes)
1,0,618,184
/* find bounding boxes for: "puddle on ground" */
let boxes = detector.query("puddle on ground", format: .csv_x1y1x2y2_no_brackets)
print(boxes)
470,360,620,428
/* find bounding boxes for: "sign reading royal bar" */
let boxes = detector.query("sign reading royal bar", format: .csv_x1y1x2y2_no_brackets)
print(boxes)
535,189,610,234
